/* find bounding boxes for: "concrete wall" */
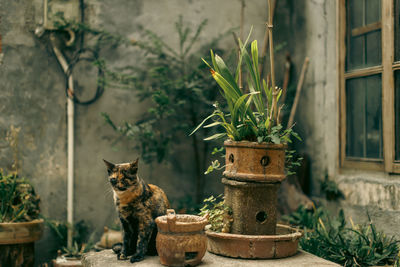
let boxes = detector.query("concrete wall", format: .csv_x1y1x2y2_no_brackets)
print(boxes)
2,0,399,264
275,0,400,238
0,0,269,264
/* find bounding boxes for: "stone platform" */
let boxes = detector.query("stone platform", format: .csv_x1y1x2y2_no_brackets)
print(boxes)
82,249,339,266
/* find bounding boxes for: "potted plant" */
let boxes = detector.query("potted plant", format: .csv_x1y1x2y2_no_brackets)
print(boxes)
191,18,302,257
46,219,95,267
0,170,43,266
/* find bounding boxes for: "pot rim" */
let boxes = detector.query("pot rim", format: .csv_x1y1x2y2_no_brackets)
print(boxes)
224,140,288,149
205,224,302,241
0,218,44,226
155,214,208,227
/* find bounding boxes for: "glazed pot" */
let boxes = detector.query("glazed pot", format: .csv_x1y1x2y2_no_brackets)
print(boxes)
155,209,208,267
223,140,286,183
0,219,44,267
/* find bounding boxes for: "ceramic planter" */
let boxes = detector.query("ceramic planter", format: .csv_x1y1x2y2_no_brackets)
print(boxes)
155,209,208,267
223,140,287,183
222,140,287,235
0,219,44,267
206,224,302,259
95,227,122,249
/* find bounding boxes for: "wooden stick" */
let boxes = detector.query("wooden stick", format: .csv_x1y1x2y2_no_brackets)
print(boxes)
281,53,292,105
238,0,245,90
267,0,278,123
259,0,277,78
287,57,310,129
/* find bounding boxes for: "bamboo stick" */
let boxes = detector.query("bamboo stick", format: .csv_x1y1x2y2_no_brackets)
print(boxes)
267,0,278,123
287,57,310,129
259,0,277,78
238,0,245,90
281,53,292,105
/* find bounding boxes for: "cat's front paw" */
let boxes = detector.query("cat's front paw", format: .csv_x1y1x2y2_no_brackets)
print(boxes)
130,253,145,263
117,252,128,260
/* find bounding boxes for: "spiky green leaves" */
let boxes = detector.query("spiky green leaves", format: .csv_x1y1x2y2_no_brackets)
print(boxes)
192,38,300,144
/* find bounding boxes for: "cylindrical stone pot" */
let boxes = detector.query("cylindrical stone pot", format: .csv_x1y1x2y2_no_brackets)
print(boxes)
223,140,286,183
155,209,208,267
0,219,44,267
223,178,280,235
222,140,286,235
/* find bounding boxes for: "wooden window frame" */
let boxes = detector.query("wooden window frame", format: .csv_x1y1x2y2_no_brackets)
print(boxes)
338,0,400,173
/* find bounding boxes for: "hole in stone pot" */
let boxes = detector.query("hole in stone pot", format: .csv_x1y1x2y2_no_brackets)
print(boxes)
185,251,198,260
229,154,234,163
256,211,268,223
260,156,270,166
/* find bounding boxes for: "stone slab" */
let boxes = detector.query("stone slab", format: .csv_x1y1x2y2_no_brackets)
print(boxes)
82,249,340,267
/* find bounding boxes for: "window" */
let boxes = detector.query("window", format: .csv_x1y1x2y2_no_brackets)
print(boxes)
339,0,400,173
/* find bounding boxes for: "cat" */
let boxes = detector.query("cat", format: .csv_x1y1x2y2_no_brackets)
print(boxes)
103,158,170,263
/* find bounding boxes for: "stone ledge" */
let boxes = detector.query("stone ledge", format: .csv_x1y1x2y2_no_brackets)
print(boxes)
82,249,340,266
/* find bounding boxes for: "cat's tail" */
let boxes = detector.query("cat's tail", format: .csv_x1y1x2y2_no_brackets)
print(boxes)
112,242,123,254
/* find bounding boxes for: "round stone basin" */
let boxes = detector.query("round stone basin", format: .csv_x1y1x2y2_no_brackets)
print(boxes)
206,224,302,259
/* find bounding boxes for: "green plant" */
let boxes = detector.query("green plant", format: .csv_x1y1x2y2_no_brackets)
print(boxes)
281,204,325,230
102,16,234,203
45,219,94,257
321,174,343,201
199,195,232,233
191,32,301,144
283,206,400,266
0,170,40,223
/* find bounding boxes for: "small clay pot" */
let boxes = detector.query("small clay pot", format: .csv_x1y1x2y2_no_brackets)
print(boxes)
52,250,83,267
97,227,122,249
223,140,287,183
155,209,208,267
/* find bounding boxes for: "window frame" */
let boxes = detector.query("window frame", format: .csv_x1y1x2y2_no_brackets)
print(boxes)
338,0,400,173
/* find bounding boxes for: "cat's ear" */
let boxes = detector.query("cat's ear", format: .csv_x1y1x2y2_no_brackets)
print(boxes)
129,158,139,173
103,159,115,171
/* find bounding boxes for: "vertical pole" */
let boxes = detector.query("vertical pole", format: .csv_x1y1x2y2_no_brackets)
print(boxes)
67,78,74,249
50,34,74,248
267,0,278,122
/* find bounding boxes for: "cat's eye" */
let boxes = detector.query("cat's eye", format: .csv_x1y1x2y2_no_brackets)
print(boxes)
110,178,117,185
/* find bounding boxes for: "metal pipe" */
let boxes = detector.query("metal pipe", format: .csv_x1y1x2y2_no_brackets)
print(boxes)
50,34,74,248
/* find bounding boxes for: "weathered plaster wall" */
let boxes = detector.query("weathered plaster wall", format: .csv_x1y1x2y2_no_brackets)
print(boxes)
275,0,338,194
275,0,400,238
0,0,268,264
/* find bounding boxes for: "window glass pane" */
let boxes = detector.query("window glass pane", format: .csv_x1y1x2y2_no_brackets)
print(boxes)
395,71,400,160
346,75,383,159
348,36,364,70
365,0,380,24
346,0,381,71
349,0,363,29
396,0,400,61
365,31,381,66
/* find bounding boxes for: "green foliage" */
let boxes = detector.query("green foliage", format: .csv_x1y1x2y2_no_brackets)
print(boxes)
191,34,301,144
281,204,326,230
199,195,232,233
0,170,40,222
285,149,303,176
321,174,343,201
45,219,95,257
102,17,232,164
283,206,400,266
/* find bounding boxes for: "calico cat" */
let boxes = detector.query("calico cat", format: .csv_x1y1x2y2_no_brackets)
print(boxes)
103,158,170,263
